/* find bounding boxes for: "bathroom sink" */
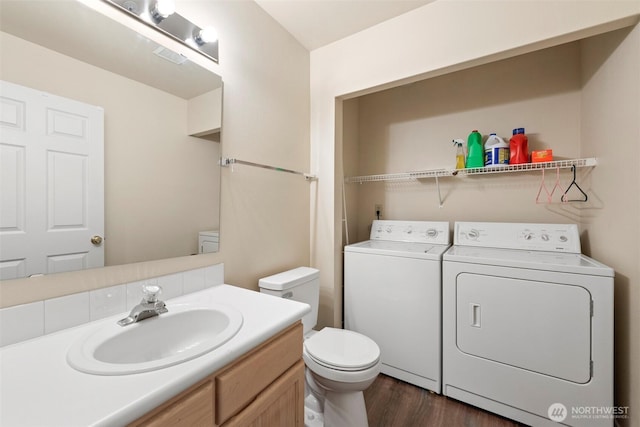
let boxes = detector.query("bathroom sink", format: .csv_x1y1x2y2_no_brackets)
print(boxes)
67,304,243,375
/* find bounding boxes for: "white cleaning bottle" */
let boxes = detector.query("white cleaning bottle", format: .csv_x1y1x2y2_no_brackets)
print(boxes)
484,133,509,166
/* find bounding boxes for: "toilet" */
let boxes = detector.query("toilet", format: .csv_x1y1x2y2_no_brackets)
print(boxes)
259,267,381,427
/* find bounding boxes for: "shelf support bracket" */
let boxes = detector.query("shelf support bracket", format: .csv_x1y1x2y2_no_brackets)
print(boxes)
435,175,443,208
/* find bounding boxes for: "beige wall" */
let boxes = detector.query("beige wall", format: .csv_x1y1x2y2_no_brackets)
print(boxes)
0,31,220,267
580,25,640,424
311,0,640,423
188,87,222,137
312,0,639,326
342,98,360,246
184,0,311,288
0,1,310,305
348,42,583,241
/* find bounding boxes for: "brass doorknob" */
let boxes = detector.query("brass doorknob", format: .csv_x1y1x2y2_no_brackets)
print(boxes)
91,235,103,246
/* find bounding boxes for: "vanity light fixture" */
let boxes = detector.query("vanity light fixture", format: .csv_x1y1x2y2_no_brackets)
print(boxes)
102,0,218,63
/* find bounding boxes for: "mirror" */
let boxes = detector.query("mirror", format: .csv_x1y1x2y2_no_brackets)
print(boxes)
0,0,222,280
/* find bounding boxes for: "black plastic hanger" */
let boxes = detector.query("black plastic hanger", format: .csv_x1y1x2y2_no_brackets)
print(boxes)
561,165,588,202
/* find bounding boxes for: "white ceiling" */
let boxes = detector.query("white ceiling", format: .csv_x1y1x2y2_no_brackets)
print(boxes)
254,0,433,51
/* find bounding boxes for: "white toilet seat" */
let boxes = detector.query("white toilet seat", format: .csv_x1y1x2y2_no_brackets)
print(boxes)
305,327,380,370
303,328,381,383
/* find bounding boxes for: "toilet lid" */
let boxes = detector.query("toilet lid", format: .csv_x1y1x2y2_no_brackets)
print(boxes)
304,328,380,371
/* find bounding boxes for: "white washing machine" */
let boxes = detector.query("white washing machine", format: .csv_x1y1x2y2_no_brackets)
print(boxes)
344,220,450,393
443,222,614,427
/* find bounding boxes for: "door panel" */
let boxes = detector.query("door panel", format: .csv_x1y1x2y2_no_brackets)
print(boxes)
48,151,87,229
47,108,88,139
0,143,25,233
47,253,88,274
456,273,592,383
0,80,103,279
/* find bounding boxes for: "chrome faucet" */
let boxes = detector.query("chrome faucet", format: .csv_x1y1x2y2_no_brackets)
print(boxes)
117,284,168,326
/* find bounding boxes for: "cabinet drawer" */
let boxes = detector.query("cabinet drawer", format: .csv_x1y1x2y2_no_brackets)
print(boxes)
133,380,214,427
215,322,302,424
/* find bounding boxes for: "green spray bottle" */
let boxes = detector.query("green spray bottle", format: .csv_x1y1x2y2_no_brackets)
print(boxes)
466,130,484,168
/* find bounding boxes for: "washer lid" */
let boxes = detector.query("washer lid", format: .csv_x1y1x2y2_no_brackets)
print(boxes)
304,328,380,371
345,240,450,259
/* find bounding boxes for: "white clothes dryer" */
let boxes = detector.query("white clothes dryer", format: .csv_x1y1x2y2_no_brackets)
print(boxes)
344,220,450,393
443,222,614,427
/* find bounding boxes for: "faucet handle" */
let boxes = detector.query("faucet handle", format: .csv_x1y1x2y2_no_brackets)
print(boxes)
142,284,162,303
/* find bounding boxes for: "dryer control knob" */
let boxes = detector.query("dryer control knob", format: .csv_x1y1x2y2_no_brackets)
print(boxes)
386,226,392,233
467,229,479,240
524,233,534,240
405,226,413,234
426,228,438,238
541,234,550,241
559,235,568,242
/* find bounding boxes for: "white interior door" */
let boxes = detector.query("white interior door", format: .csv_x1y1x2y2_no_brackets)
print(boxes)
0,80,104,279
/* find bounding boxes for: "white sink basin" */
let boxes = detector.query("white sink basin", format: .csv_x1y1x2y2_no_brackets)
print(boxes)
67,303,243,375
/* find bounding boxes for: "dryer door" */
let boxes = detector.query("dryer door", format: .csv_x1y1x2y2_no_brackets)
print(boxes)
456,273,592,383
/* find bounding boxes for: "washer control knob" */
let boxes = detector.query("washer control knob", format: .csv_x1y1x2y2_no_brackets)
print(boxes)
467,229,479,240
524,233,534,241
559,235,568,242
541,234,550,242
386,226,392,233
405,226,413,234
426,228,438,238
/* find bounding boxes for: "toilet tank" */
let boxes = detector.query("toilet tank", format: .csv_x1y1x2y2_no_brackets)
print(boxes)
258,267,319,334
198,230,219,254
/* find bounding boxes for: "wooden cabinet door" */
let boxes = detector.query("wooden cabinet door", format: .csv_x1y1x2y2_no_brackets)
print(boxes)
133,380,214,427
215,323,302,424
223,360,305,427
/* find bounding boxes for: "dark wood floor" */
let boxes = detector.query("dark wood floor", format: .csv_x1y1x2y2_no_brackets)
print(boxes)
364,374,526,427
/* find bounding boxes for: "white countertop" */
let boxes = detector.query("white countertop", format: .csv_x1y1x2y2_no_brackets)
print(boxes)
0,285,310,426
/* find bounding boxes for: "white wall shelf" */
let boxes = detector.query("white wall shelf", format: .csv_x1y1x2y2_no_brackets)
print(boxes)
343,158,597,207
344,158,597,183
453,157,597,177
344,168,452,183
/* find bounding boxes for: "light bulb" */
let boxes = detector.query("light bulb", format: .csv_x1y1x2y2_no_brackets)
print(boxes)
153,0,175,18
196,26,218,44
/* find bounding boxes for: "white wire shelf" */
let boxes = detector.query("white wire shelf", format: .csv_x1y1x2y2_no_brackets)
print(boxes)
344,158,597,184
456,157,597,176
344,168,452,183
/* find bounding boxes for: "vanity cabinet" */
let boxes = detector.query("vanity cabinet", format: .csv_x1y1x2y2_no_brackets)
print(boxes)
130,322,304,427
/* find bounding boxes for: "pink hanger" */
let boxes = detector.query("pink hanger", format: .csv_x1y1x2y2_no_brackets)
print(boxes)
536,168,552,204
